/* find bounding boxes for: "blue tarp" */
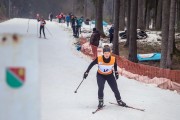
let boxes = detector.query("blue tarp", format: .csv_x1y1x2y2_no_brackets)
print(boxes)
137,53,161,62
91,20,108,27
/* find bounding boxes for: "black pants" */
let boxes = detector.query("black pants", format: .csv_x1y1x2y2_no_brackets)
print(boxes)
50,18,53,21
110,34,113,43
67,22,70,27
72,25,76,36
79,26,82,34
97,73,121,100
75,26,80,38
40,26,45,37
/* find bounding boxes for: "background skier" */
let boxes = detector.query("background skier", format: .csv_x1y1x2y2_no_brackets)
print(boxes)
39,17,46,38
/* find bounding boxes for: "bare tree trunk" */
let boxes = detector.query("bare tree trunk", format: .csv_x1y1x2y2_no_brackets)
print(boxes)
112,0,115,23
119,0,125,30
137,0,145,30
145,1,150,30
167,0,176,69
93,0,98,28
113,0,120,55
83,0,87,18
72,0,75,14
128,0,138,63
124,0,131,47
177,0,180,32
96,0,105,36
155,0,162,30
160,0,170,68
152,0,158,30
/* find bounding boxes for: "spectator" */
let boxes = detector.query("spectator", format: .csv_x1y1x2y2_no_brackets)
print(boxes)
71,16,76,37
66,15,70,27
90,28,101,59
49,12,53,22
109,24,114,43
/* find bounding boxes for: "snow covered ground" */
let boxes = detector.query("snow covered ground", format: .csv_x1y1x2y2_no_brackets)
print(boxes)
1,18,180,120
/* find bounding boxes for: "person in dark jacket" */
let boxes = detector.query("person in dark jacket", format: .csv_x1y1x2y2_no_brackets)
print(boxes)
49,12,53,22
71,16,77,37
90,28,101,59
83,45,126,109
109,24,114,43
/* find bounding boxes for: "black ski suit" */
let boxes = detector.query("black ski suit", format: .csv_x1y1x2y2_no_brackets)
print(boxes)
85,56,121,100
39,20,46,38
71,18,76,36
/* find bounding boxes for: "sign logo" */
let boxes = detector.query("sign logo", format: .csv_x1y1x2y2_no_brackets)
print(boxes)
6,67,25,88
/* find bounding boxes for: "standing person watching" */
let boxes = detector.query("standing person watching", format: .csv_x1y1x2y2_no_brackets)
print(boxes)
90,28,101,60
109,24,114,43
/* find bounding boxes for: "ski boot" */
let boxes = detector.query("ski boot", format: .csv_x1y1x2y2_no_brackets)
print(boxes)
98,99,104,109
117,99,126,107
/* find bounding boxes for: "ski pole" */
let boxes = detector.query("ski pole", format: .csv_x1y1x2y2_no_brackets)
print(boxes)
45,26,53,37
74,78,85,93
37,21,39,37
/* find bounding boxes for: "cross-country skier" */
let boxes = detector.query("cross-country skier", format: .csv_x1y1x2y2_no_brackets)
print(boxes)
83,45,126,109
39,17,46,38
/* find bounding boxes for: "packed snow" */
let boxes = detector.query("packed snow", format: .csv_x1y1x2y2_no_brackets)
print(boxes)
0,18,180,120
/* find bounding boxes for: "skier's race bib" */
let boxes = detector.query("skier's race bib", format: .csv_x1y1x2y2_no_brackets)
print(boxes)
97,56,115,75
98,65,114,73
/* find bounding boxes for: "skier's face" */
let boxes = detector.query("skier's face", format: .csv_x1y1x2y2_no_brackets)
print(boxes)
103,52,111,59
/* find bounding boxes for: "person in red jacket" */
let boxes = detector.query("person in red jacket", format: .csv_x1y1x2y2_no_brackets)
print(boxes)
39,17,46,38
56,13,61,23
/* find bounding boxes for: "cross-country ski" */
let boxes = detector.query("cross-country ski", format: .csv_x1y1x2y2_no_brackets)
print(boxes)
109,102,145,112
92,105,106,114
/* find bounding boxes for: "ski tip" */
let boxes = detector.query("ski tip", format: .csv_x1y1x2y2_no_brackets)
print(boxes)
140,109,145,112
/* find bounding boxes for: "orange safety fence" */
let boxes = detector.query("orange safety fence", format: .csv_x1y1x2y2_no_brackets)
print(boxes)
80,37,180,93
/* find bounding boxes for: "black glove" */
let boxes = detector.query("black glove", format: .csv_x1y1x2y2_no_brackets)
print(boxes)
115,71,119,80
83,72,88,79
